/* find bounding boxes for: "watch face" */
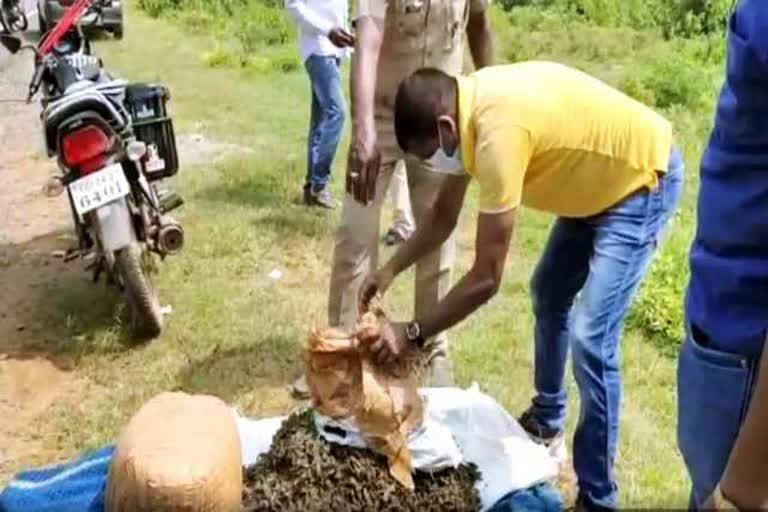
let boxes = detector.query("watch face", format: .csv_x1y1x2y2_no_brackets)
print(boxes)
406,322,419,340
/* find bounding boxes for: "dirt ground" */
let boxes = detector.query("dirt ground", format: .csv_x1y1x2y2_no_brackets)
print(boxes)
0,36,89,480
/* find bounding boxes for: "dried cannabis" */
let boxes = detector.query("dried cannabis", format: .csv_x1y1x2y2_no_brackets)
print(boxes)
241,410,481,512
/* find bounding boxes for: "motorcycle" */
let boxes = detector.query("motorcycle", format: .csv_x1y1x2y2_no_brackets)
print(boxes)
1,3,184,340
0,0,28,33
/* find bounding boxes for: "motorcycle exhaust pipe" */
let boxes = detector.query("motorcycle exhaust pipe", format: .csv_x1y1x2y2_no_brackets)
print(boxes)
157,217,184,255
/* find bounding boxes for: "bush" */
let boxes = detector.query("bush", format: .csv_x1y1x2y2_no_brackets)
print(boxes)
619,49,717,110
234,3,294,52
240,55,273,74
497,0,558,11
137,0,181,17
500,0,732,37
202,46,300,75
620,74,657,106
666,0,732,37
201,47,236,68
173,8,221,31
265,47,301,73
138,0,298,74
628,210,694,355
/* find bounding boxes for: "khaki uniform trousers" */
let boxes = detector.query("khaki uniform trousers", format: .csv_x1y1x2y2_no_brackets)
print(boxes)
328,149,456,358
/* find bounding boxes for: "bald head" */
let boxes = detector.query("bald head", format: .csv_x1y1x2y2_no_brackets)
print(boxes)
394,68,458,158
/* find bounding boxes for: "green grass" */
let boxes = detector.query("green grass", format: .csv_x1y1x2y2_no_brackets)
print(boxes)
2,0,724,507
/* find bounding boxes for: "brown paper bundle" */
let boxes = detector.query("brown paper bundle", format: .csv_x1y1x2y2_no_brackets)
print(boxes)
105,392,242,512
304,307,426,490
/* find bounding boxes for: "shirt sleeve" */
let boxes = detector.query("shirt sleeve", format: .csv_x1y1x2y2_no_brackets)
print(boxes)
355,0,387,20
473,123,531,214
285,0,335,36
468,0,490,14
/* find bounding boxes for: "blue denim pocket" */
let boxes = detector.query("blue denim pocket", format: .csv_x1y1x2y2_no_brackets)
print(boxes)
677,323,753,507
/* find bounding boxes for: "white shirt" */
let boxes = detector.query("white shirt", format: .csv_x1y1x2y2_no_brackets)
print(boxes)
285,0,350,62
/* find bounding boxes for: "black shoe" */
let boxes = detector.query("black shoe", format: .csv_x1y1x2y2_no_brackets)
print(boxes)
309,187,336,209
303,183,311,205
518,408,564,446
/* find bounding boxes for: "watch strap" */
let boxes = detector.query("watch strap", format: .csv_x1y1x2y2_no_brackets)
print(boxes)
406,321,426,349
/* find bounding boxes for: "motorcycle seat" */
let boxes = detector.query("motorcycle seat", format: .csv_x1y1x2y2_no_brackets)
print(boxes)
43,87,129,154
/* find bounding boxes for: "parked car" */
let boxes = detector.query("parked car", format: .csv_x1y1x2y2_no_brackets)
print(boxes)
37,0,123,38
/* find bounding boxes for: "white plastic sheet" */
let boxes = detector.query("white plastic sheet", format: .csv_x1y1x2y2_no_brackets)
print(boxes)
315,412,464,471
235,384,559,511
422,384,559,509
236,415,286,467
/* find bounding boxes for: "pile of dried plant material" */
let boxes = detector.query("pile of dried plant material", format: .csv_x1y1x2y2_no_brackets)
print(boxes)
241,410,481,512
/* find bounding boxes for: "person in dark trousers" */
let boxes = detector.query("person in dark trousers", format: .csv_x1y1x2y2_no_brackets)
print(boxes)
680,0,768,508
286,0,354,209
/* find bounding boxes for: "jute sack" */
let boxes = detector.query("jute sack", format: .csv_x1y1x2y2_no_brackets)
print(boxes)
304,307,425,490
105,392,242,512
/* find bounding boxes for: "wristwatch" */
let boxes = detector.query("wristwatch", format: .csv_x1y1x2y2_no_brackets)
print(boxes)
405,321,426,349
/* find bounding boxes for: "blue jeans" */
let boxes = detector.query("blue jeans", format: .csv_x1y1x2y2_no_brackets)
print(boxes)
305,54,345,193
529,149,685,509
677,323,761,509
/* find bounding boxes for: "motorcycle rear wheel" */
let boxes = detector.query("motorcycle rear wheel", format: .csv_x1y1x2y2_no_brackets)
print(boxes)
115,242,163,340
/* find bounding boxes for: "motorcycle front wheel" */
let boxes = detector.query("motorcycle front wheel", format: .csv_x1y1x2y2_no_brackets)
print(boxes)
114,242,163,340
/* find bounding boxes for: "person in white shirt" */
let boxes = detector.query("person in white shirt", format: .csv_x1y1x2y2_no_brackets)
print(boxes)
383,161,415,246
286,0,354,209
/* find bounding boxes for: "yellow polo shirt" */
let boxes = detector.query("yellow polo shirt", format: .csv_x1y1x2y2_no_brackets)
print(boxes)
457,62,674,216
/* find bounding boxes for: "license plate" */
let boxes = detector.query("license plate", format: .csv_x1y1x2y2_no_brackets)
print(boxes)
69,163,130,216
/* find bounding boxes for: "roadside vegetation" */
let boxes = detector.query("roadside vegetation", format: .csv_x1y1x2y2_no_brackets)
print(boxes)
3,0,733,507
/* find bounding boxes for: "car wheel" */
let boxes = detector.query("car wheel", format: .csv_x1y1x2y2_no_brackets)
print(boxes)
113,24,123,40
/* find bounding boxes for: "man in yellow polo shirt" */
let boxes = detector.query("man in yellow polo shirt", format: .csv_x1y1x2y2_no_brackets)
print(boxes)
359,62,684,510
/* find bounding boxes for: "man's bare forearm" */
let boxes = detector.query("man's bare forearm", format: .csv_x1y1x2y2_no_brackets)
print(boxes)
419,267,497,340
720,340,768,509
419,209,516,339
350,17,382,139
467,11,493,69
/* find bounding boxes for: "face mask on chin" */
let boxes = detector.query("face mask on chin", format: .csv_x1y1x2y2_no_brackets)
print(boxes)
427,146,464,175
425,117,465,176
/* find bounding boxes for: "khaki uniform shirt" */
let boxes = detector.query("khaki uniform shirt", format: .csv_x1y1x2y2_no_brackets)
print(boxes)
356,0,489,161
